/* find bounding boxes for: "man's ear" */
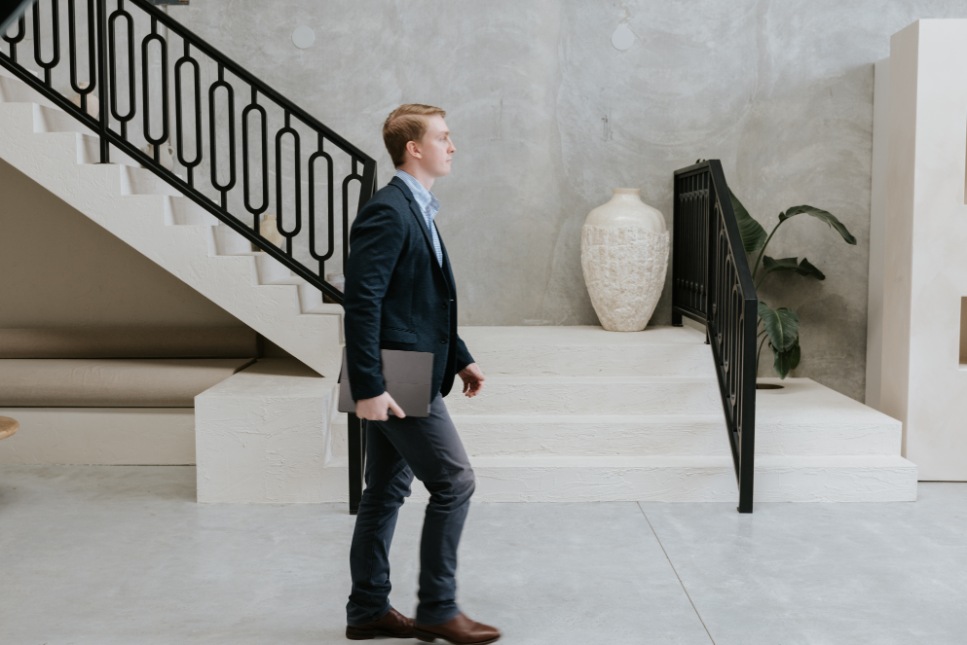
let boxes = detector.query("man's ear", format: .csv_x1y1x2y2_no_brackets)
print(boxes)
405,139,422,160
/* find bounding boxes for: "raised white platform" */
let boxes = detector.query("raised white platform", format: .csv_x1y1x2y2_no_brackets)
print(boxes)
325,326,917,504
195,359,338,503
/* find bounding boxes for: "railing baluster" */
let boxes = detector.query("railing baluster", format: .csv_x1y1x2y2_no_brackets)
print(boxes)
275,111,302,255
67,0,96,117
141,18,168,160
31,0,59,86
308,136,336,265
107,1,135,140
3,14,26,62
242,87,268,231
208,64,236,209
174,40,201,184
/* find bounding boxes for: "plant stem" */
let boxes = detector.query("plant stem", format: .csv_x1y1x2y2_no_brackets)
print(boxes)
752,219,784,281
756,335,768,372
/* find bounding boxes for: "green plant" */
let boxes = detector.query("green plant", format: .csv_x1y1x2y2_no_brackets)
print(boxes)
730,192,857,379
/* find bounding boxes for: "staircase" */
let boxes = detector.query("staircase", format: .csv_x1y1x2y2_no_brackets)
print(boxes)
0,72,344,378
329,326,917,503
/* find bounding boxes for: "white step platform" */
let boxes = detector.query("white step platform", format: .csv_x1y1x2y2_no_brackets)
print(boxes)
325,326,917,504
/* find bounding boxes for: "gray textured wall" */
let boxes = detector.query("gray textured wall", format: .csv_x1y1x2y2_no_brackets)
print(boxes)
172,0,967,401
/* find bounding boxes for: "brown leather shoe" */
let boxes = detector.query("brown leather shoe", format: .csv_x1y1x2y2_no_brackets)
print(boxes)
345,607,415,640
414,612,501,644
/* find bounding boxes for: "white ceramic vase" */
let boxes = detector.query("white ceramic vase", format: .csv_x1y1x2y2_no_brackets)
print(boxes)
581,188,669,331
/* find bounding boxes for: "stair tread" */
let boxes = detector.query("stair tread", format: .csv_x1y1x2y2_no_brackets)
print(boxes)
326,454,915,468
329,414,726,429
461,325,706,344
473,374,715,383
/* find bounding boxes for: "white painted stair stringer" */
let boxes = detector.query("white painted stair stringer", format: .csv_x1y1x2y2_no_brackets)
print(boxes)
0,98,343,377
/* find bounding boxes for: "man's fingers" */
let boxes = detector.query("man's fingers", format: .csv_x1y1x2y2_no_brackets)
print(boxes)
388,398,406,419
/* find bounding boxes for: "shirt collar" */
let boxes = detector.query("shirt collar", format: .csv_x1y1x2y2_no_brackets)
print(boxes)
395,170,440,221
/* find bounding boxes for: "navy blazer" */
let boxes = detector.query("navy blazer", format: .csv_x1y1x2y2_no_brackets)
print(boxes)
343,176,474,403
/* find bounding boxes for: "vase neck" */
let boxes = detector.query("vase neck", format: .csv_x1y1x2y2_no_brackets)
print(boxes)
612,188,640,197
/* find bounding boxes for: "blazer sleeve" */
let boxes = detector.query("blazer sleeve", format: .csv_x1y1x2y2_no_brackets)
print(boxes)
343,202,407,401
455,335,474,373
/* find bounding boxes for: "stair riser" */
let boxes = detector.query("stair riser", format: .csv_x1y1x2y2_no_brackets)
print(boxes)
0,76,56,107
329,417,903,458
316,462,917,503
468,344,714,378
754,421,902,456
445,379,720,415
329,419,731,458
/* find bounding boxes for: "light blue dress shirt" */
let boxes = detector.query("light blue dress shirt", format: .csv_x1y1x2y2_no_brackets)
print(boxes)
395,170,443,266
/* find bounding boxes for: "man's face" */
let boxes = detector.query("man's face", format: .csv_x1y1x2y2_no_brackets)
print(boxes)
412,115,455,179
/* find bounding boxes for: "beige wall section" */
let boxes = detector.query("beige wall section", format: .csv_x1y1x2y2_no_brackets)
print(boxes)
0,158,245,328
869,20,967,480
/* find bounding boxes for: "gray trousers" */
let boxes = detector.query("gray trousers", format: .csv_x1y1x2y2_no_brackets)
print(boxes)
346,394,476,626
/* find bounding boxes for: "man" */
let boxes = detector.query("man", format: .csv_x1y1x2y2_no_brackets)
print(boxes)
343,104,501,645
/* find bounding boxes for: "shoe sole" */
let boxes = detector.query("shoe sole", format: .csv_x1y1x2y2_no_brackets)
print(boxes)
346,626,415,640
413,629,500,644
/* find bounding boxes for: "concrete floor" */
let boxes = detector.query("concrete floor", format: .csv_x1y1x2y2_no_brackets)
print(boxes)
0,467,965,645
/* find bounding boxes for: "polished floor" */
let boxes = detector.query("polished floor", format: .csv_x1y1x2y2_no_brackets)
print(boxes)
0,466,965,645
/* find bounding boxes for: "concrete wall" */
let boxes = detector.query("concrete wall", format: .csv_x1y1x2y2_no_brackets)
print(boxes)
0,158,244,328
158,0,967,402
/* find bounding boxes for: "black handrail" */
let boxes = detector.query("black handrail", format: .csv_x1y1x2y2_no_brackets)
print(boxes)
1,0,375,513
672,160,757,513
0,0,377,303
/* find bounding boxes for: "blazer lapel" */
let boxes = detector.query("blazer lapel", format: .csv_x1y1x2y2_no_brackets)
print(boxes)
391,176,450,285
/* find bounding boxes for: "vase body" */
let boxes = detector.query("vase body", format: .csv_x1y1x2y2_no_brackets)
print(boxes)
581,188,669,331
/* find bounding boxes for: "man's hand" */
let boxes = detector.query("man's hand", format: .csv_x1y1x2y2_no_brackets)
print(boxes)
355,392,405,421
458,363,485,398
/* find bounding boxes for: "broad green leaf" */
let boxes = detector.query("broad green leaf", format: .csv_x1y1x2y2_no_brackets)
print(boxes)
730,190,767,254
778,205,857,245
761,256,826,280
758,302,799,352
774,341,801,379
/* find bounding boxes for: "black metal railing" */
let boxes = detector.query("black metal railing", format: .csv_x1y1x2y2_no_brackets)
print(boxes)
1,0,375,513
672,160,757,513
0,0,377,303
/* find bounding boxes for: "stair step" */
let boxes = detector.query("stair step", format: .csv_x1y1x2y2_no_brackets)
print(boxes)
444,375,720,415
33,103,94,134
330,413,730,458
321,454,917,503
756,378,902,455
329,405,902,458
120,166,185,196
461,325,713,377
165,196,219,227
0,75,57,107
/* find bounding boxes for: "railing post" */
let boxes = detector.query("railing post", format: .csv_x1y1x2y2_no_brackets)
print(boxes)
95,0,109,163
674,161,757,513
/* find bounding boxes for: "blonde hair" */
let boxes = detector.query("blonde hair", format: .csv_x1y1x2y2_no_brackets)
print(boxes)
382,104,447,168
